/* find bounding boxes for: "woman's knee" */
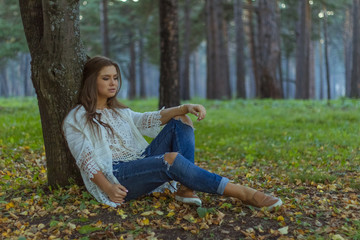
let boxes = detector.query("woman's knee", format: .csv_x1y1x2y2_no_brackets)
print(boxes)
164,152,178,165
174,115,193,128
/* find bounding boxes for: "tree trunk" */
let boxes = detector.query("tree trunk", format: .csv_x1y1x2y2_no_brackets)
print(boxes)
19,0,86,187
205,0,230,99
319,39,324,99
323,8,331,100
222,19,231,98
257,0,282,98
344,6,353,98
193,52,199,97
285,52,290,98
181,0,191,100
128,30,136,100
246,0,260,97
0,65,9,97
234,0,246,98
309,41,315,99
20,53,32,96
351,0,360,98
159,0,180,108
0,66,9,97
278,50,284,98
295,0,311,99
139,30,146,99
100,0,110,57
277,4,284,97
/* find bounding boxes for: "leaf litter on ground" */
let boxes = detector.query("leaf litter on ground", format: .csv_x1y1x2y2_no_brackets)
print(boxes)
0,98,359,239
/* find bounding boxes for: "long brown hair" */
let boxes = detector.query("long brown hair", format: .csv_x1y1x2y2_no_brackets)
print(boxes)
77,56,127,135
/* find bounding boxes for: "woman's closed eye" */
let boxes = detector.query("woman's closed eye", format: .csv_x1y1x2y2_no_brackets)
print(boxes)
102,77,118,81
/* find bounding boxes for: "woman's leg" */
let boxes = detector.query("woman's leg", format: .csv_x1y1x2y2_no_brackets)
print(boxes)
113,153,228,201
143,117,197,199
113,152,281,210
143,116,195,162
223,183,282,210
164,153,281,210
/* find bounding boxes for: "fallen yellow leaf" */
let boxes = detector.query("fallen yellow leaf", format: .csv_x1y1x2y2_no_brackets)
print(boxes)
137,217,150,226
141,211,154,216
167,211,175,217
6,202,15,209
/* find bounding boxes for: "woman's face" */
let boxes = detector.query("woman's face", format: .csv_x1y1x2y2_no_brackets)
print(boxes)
96,65,119,103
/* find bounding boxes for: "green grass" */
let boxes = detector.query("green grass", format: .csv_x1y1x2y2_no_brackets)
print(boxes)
1,97,359,186
1,97,360,239
0,97,43,150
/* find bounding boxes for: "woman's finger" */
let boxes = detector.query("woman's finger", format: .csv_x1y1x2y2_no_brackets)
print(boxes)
112,198,124,204
116,184,128,193
196,106,206,120
115,189,127,198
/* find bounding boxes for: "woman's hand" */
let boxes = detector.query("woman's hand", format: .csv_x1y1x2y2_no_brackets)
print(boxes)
160,103,206,124
104,183,128,204
185,104,206,121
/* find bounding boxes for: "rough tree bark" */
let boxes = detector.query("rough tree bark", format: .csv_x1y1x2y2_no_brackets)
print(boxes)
19,0,86,187
246,0,260,97
276,4,284,98
205,0,231,99
295,0,311,99
159,0,180,108
323,8,331,100
222,19,231,98
100,0,110,57
181,0,191,100
257,0,282,98
234,0,246,99
351,0,360,98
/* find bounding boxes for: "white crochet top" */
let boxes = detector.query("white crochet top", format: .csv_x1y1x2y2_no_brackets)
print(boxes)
63,105,167,207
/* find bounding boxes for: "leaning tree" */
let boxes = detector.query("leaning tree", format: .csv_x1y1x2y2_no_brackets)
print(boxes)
19,0,86,187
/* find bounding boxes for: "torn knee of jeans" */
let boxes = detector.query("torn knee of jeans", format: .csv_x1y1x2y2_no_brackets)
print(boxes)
162,158,171,171
174,116,194,129
163,152,177,170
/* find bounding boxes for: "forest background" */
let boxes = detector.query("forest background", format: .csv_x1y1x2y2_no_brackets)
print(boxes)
2,0,360,100
1,0,360,239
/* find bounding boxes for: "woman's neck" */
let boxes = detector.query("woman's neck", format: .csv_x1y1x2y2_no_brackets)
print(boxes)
96,99,108,110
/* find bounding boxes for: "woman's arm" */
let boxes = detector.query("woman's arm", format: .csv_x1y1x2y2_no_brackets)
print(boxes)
91,171,128,204
159,104,206,125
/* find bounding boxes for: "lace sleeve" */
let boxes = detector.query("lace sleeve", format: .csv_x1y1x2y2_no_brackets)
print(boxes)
129,109,163,138
63,122,100,179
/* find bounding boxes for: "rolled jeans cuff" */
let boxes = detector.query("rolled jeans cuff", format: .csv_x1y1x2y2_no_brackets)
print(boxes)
217,177,229,195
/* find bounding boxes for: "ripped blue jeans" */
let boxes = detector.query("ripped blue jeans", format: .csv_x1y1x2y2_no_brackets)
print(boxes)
112,118,229,201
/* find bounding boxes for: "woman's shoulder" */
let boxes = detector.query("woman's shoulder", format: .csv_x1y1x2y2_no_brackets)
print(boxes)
64,105,86,124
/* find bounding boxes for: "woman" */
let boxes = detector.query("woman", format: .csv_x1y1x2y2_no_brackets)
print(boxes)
62,56,282,211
